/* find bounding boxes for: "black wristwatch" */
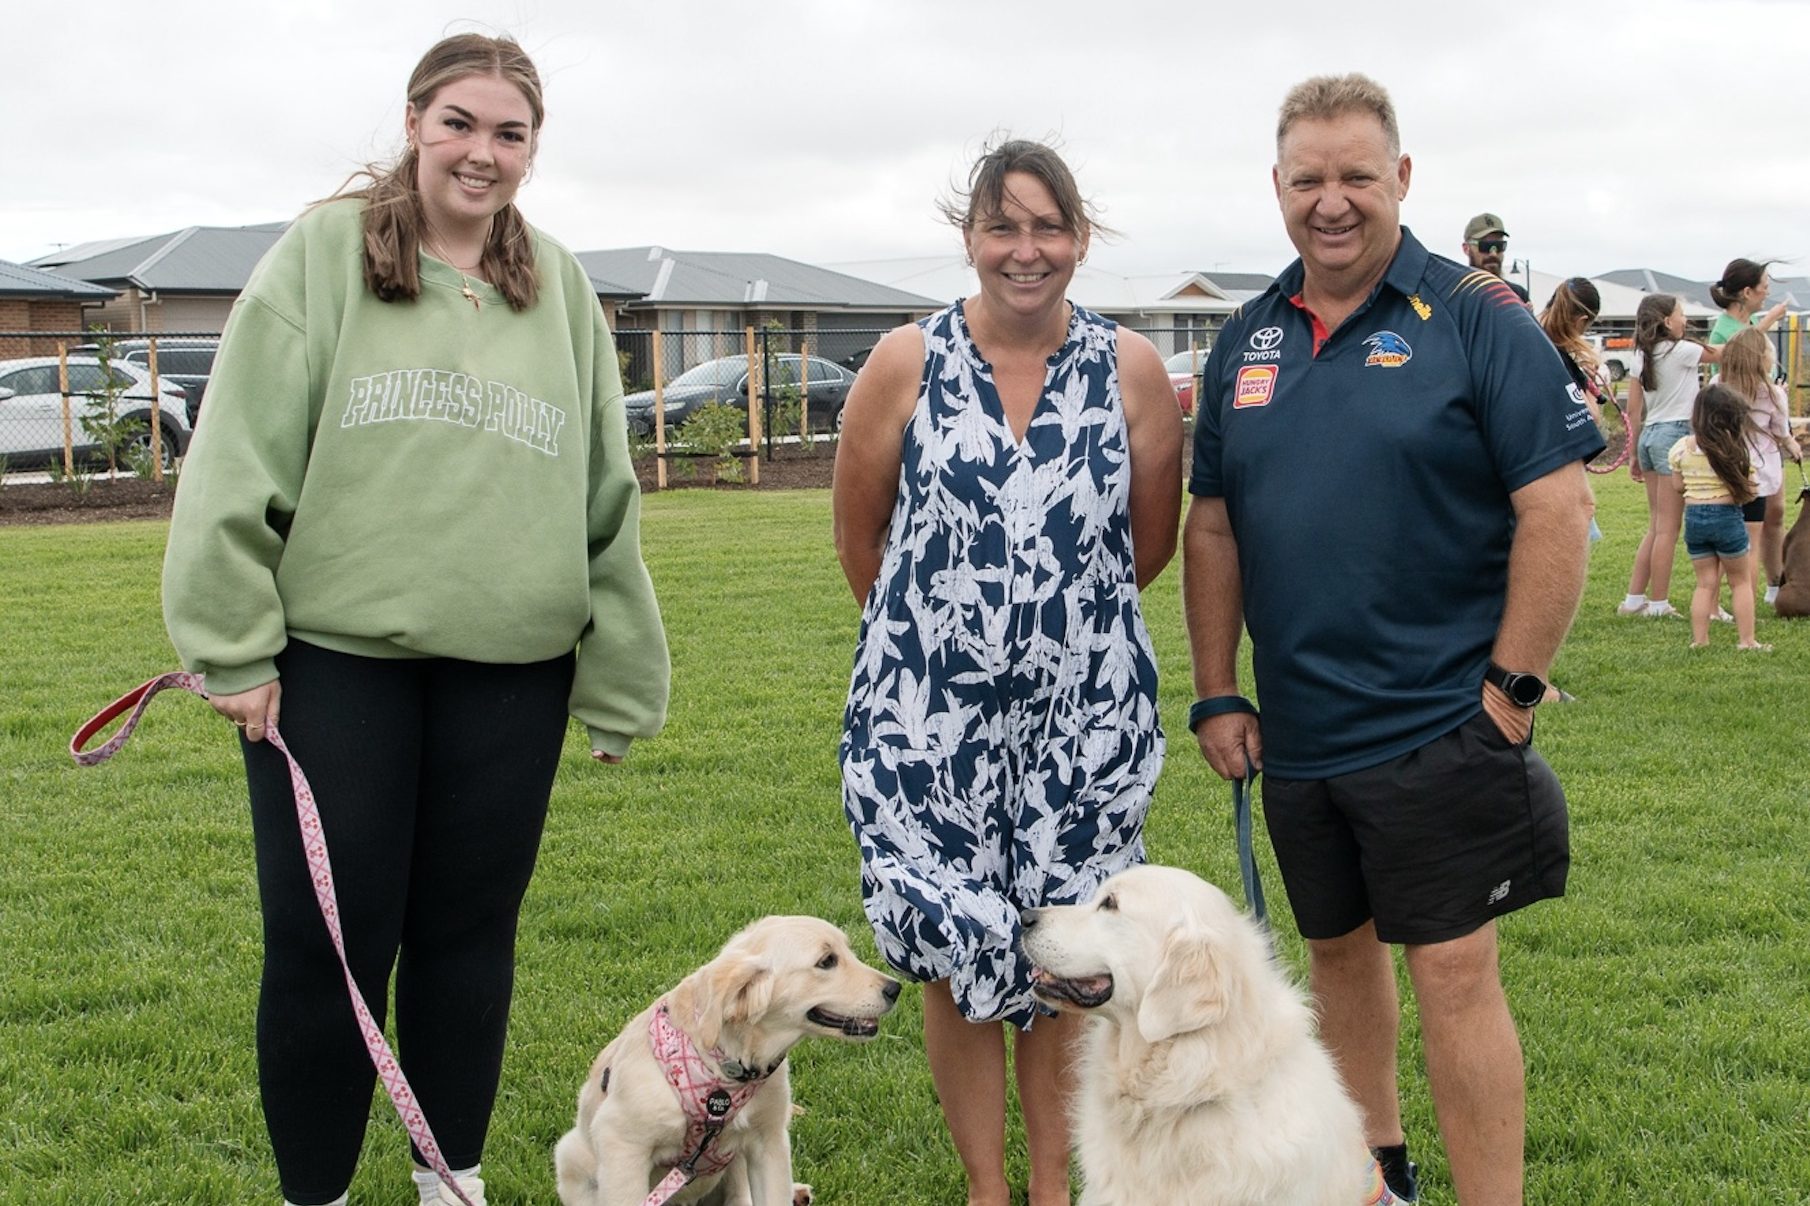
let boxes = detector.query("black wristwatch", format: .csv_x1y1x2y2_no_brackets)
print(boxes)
1484,662,1546,709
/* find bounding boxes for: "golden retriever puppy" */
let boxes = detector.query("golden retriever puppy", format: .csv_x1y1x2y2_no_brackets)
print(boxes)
554,916,900,1206
1022,865,1391,1205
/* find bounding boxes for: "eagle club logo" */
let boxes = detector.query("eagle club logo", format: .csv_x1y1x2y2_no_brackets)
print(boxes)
1234,365,1277,408
1363,331,1413,368
1243,325,1284,364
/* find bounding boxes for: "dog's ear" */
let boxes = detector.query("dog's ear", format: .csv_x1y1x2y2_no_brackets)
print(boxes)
668,968,724,1050
1136,924,1230,1043
712,952,775,1029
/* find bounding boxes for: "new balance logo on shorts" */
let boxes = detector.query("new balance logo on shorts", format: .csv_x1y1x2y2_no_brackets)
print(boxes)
1487,879,1511,905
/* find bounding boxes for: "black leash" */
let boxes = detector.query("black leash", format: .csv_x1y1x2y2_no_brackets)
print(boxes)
1232,755,1268,930
1188,695,1268,928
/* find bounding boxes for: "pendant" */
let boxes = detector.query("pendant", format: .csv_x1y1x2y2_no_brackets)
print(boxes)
460,281,481,310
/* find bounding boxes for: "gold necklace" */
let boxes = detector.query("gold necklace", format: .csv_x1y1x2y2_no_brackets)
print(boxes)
424,231,485,310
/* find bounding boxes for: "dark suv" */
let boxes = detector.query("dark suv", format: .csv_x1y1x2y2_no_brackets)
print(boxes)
74,338,219,426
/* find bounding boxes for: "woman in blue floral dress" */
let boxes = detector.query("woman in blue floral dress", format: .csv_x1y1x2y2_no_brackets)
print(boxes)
833,140,1183,1206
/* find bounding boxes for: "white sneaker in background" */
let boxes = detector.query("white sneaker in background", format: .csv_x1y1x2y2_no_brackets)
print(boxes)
1712,607,1735,623
1644,601,1681,618
1616,595,1649,616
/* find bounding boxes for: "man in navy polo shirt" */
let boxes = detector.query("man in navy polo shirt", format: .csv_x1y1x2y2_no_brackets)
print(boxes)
1182,74,1601,1205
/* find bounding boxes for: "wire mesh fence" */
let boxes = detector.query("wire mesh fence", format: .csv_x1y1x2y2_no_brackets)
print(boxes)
0,332,216,483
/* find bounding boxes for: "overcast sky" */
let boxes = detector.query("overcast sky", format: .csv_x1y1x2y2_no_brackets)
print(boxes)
7,0,1806,284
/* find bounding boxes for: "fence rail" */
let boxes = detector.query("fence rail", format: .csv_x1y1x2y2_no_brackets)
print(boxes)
9,321,1801,492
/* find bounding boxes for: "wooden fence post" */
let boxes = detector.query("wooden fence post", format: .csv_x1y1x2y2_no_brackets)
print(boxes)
147,337,164,483
652,330,666,491
745,327,761,486
799,337,811,438
58,344,74,477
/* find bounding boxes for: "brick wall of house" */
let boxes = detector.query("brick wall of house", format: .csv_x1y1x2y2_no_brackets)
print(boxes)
0,299,94,356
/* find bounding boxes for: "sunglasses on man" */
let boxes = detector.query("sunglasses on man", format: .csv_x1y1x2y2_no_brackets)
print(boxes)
1471,238,1508,254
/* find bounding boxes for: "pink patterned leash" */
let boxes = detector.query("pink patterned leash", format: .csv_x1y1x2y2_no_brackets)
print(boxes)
70,673,478,1206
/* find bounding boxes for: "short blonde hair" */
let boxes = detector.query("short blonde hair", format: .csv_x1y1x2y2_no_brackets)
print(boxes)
1276,73,1400,157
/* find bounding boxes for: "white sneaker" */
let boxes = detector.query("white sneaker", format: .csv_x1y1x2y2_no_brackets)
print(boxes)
1712,607,1735,623
1616,597,1649,616
414,1166,485,1206
1644,601,1681,618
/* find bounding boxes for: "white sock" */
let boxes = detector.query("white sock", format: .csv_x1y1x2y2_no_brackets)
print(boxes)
414,1165,481,1202
1622,593,1647,608
1765,584,1779,604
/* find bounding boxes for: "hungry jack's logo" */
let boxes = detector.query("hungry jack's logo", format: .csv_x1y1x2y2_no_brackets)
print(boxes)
1234,365,1277,408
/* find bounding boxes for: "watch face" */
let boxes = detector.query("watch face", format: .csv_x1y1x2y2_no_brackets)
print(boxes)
1507,674,1545,708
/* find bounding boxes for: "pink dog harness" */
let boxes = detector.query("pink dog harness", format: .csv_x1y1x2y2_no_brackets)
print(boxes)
640,1000,778,1206
71,674,479,1206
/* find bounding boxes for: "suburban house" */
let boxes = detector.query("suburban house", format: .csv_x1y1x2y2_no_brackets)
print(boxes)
826,256,1248,355
0,260,118,357
32,223,647,330
573,247,939,374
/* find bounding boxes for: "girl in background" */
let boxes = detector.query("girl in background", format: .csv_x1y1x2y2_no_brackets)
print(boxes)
1620,295,1721,618
1718,327,1803,606
1669,384,1766,650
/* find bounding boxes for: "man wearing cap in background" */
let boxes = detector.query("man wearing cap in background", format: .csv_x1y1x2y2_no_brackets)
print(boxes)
1463,213,1529,303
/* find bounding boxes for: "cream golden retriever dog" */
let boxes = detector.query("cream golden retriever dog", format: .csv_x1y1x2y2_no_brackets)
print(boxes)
1022,865,1388,1205
554,916,900,1206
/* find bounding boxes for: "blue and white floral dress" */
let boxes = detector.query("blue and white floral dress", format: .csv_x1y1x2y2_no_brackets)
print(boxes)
840,300,1164,1026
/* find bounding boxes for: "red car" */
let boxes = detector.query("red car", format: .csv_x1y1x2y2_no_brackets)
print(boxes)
1163,348,1210,415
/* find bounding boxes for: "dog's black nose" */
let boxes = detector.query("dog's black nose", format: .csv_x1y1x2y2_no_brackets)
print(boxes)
882,979,901,1002
1021,908,1042,930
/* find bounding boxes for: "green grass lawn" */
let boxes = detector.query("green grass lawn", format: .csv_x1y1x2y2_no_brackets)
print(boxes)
3,473,1807,1204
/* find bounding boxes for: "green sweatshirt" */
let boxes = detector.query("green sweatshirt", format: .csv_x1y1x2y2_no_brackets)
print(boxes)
163,200,668,756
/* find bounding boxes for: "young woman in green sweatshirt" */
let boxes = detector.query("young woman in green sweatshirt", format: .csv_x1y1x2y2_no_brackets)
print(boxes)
161,34,669,1206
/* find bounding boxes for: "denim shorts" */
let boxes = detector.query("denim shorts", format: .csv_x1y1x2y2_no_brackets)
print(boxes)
1638,420,1691,473
1684,502,1750,559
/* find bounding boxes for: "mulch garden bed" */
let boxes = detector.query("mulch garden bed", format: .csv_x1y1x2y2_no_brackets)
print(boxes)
0,448,836,527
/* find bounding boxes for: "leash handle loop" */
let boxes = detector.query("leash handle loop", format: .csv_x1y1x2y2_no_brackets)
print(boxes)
70,675,478,1206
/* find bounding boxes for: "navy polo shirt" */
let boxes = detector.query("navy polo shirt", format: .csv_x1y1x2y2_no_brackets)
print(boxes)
1189,228,1603,779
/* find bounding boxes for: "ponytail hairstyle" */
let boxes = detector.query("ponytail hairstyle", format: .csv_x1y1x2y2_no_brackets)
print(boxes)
1719,326,1774,410
1538,277,1602,381
1633,293,1680,392
1708,257,1776,311
1690,383,1756,504
329,34,544,311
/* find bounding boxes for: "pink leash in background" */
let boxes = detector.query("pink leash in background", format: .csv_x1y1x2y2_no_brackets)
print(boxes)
71,672,478,1206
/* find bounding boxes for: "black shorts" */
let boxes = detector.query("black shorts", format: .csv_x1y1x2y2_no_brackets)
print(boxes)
1741,494,1769,523
1261,712,1569,945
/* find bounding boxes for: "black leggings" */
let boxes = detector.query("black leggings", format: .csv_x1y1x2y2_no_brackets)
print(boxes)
242,640,572,1204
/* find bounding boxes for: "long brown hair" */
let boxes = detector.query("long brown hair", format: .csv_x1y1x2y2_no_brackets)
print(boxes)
1718,326,1773,406
1633,293,1681,392
1539,277,1601,381
330,34,544,311
1691,384,1756,503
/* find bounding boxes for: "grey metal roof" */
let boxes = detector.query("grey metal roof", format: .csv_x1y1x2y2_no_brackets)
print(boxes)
1596,268,1718,311
0,259,118,299
34,222,645,301
575,247,940,311
38,225,288,294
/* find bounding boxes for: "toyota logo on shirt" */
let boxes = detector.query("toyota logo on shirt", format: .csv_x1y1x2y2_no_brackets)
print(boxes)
1244,326,1284,362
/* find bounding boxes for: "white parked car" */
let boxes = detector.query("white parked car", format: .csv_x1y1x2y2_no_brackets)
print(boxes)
0,356,192,472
